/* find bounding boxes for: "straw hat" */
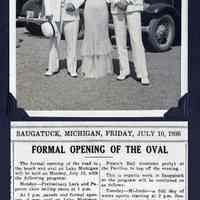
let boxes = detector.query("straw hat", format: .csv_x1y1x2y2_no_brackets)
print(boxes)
41,22,55,38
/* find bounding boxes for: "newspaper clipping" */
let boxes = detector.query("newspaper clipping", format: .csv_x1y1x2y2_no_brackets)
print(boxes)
11,122,188,200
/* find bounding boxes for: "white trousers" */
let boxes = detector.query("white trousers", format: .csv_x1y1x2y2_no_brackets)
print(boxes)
48,20,79,74
112,12,148,78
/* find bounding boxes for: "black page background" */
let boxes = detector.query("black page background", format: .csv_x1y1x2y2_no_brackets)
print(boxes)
0,0,199,199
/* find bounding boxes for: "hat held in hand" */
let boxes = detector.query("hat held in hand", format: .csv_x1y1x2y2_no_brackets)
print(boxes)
41,22,56,38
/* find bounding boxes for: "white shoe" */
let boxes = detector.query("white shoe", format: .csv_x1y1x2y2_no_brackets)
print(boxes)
44,69,59,76
116,73,130,81
67,72,78,78
141,77,150,85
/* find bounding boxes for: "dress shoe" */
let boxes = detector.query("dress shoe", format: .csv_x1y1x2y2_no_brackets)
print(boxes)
116,73,130,81
67,72,78,78
136,77,142,82
141,77,150,85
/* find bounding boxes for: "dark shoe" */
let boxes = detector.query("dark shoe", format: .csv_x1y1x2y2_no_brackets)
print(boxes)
136,77,142,82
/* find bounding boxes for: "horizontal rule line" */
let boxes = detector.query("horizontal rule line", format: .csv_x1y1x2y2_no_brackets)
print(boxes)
11,140,188,143
11,126,188,128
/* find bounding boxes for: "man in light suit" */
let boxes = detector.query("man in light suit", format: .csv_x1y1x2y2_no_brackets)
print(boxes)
43,0,84,77
107,0,150,84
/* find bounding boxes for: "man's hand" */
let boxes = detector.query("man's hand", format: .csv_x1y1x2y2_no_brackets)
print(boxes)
116,0,128,11
46,15,53,21
66,3,75,12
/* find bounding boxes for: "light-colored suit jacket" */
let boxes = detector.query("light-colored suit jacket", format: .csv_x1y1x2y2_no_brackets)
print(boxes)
43,0,85,21
107,0,143,14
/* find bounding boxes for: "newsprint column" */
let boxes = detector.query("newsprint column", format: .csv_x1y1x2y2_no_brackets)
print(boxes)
11,121,188,200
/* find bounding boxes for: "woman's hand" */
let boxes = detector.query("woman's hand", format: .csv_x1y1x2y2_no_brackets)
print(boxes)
117,0,128,11
66,3,76,12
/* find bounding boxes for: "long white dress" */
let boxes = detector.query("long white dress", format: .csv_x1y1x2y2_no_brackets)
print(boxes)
81,0,113,78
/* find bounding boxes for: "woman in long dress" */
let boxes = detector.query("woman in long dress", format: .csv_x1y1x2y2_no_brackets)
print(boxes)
81,0,113,78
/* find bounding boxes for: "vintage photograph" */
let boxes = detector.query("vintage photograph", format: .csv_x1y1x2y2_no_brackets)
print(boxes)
11,0,187,116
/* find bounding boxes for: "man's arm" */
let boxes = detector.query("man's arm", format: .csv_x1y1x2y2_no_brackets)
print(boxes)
126,0,143,5
117,0,128,10
70,0,85,9
43,0,62,20
106,0,120,4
